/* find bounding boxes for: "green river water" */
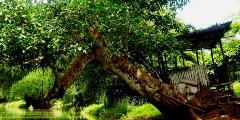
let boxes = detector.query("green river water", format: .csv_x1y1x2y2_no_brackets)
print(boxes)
0,108,85,120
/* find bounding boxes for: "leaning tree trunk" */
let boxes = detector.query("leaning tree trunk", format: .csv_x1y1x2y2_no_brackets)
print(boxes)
88,27,195,119
39,26,240,119
88,26,240,120
40,53,95,109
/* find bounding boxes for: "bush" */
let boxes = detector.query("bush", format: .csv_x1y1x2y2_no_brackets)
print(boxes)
9,68,54,101
62,84,81,110
233,81,240,96
0,64,27,99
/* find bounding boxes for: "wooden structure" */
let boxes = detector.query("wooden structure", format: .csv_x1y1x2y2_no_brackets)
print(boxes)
177,22,232,50
169,65,209,95
175,22,232,86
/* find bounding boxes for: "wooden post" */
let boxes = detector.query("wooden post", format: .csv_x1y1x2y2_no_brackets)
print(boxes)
182,52,185,67
163,53,170,83
174,56,177,68
201,49,205,65
219,40,225,60
196,50,199,65
211,48,218,83
219,40,231,88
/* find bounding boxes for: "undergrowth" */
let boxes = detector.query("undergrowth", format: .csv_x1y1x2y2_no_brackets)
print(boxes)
233,81,240,96
80,98,161,120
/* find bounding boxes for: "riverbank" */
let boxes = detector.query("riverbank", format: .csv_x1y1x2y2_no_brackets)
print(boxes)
0,100,162,120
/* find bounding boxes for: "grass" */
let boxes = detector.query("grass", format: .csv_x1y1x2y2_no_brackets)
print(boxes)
81,104,104,120
51,100,64,110
80,99,161,120
96,99,130,120
0,100,26,117
0,100,25,109
122,103,161,120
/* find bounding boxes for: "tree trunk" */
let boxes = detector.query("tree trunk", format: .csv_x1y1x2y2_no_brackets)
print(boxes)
88,27,194,119
41,52,96,108
39,26,240,119
88,26,240,119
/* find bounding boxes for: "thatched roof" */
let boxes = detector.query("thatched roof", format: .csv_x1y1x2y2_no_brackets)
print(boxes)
177,21,232,49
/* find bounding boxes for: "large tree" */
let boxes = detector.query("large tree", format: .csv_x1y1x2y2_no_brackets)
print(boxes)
0,0,188,102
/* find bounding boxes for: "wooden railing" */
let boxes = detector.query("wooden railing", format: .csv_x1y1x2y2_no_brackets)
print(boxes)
169,65,209,94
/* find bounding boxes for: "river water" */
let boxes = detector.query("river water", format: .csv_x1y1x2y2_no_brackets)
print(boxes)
0,107,86,119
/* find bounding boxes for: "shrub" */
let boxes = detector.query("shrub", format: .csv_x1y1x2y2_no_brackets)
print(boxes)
0,64,27,99
9,68,54,101
62,84,80,110
233,81,240,96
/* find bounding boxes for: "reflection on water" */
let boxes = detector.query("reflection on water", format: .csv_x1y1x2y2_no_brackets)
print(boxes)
0,107,86,119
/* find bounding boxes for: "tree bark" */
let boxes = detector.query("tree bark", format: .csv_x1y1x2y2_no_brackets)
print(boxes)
42,52,96,108
88,26,240,119
88,27,196,119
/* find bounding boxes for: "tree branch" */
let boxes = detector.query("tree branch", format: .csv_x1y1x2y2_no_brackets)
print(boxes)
60,52,96,89
44,52,96,100
45,56,61,80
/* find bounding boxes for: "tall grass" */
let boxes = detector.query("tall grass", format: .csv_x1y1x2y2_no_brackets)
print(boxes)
93,98,129,120
80,98,161,120
123,103,161,120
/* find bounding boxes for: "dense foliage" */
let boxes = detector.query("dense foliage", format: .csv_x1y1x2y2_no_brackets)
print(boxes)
233,81,240,96
62,63,113,108
0,0,189,68
0,64,26,99
0,0,190,104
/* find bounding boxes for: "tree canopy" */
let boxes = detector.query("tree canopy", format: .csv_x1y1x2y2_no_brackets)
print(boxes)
0,0,189,69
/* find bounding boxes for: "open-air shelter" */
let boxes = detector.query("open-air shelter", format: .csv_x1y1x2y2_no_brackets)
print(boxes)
168,22,232,94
